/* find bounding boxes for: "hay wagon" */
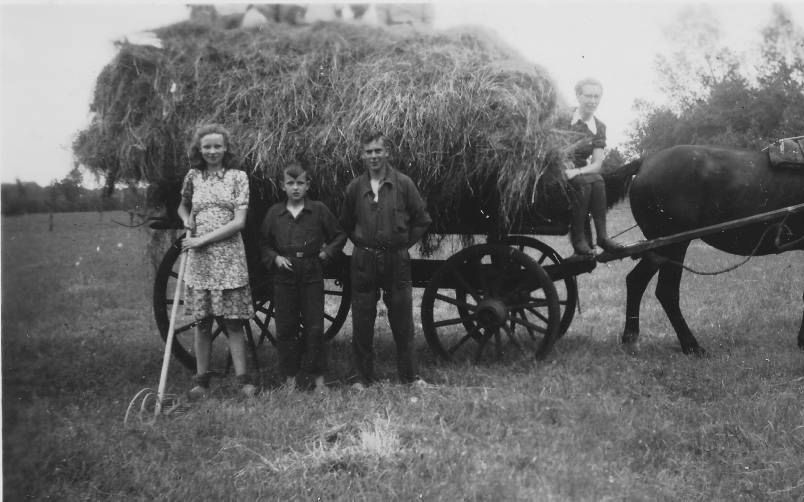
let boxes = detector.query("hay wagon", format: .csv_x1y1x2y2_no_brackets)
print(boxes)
76,18,599,376
151,178,597,374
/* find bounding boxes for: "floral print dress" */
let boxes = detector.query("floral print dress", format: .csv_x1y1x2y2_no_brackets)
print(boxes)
181,168,254,320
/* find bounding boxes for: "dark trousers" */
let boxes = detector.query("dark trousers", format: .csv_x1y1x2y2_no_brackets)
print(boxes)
274,277,326,385
350,247,416,384
569,173,608,251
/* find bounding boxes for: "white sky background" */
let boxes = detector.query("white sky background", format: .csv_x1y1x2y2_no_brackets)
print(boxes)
1,1,802,186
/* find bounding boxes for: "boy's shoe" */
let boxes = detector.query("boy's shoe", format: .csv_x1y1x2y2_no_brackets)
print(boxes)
240,384,258,398
236,374,257,398
314,376,328,394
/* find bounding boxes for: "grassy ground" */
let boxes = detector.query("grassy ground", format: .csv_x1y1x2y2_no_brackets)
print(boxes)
3,209,803,501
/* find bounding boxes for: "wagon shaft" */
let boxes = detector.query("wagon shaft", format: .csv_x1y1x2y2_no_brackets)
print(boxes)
597,202,804,263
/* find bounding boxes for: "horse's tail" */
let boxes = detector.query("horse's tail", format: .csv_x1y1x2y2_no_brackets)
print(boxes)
603,158,643,208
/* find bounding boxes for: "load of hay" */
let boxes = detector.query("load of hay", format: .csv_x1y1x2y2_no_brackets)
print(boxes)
73,19,572,235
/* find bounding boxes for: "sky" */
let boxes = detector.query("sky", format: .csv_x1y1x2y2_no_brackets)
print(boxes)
1,0,802,186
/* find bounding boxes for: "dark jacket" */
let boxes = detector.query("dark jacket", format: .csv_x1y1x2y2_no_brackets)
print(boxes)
562,111,607,168
259,199,346,282
339,166,432,250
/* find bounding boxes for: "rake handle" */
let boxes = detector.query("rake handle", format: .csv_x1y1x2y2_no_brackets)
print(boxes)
155,249,189,416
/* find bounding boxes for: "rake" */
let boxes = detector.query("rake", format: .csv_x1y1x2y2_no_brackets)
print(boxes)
125,249,189,426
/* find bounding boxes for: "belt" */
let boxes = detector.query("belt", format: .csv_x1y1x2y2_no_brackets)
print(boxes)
280,249,319,259
358,243,403,252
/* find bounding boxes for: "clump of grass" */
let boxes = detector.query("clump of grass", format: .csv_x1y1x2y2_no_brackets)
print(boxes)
231,413,401,478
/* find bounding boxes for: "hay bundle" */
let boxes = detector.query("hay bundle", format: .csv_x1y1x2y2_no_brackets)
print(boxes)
73,20,571,232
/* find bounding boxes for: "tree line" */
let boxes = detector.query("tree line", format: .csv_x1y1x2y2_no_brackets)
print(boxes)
626,4,803,155
1,167,144,216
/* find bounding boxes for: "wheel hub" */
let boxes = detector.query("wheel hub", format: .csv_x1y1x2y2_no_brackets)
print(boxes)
476,298,508,328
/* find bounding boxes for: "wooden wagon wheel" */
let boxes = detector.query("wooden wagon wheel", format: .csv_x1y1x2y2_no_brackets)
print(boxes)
153,239,351,372
502,235,578,336
421,243,561,363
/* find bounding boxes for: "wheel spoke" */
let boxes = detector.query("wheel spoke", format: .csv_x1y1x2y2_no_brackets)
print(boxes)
509,296,551,310
253,315,267,330
448,262,482,302
476,255,493,296
510,314,549,335
212,323,225,340
435,292,477,311
433,313,477,329
524,305,549,325
172,321,195,336
324,289,343,297
512,309,538,341
447,324,483,356
324,312,335,323
502,323,523,350
474,328,492,362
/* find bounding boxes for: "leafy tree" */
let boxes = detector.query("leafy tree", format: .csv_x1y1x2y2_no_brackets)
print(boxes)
59,166,83,205
627,4,804,156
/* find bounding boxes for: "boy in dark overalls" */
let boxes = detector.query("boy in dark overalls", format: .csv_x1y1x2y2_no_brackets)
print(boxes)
259,162,346,391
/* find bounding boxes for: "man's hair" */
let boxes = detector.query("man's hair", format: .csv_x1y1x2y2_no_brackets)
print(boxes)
574,77,603,96
282,162,309,181
360,129,386,146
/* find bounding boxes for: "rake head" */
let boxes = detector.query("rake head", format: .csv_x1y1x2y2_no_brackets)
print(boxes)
124,387,186,426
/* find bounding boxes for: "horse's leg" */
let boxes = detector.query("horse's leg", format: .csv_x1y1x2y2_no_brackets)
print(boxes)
653,242,706,356
622,255,661,348
798,290,804,350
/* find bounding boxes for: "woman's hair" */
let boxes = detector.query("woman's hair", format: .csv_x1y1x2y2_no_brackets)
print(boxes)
187,123,237,170
574,77,603,96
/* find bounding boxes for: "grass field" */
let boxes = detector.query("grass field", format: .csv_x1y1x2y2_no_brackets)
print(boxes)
3,209,803,501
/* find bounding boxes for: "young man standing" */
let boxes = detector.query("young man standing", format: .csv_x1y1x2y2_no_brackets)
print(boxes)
340,130,432,387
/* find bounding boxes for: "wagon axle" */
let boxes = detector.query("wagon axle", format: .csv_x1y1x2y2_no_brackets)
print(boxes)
475,298,509,328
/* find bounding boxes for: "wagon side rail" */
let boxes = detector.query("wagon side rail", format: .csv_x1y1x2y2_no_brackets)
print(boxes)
597,202,804,263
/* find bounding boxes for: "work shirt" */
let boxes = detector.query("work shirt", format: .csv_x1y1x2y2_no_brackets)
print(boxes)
259,199,346,282
340,166,432,250
565,108,607,168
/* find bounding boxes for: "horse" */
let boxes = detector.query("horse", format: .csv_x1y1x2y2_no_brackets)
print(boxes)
603,144,804,355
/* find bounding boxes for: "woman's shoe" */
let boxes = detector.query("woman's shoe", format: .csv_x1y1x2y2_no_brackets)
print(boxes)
188,373,211,401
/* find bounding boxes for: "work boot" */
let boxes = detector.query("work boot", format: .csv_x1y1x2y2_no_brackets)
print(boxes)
569,214,594,258
593,213,624,252
568,182,595,258
587,178,624,253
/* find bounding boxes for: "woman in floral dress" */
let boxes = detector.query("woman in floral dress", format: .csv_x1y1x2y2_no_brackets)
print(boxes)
178,124,256,398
